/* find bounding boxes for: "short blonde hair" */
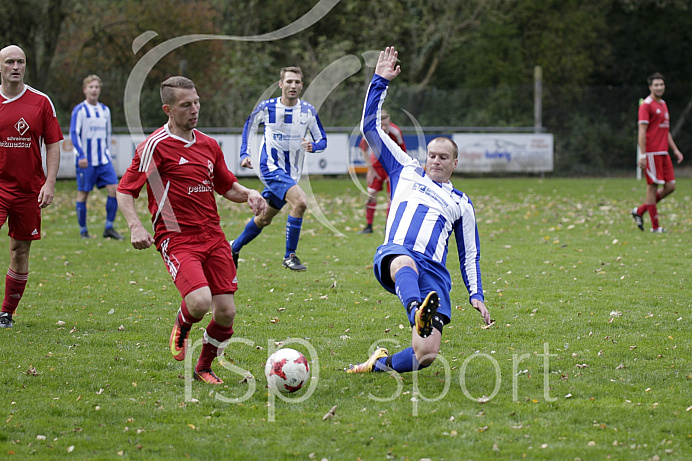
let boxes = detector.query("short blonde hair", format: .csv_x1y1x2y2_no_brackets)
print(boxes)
82,74,101,89
160,76,196,105
428,137,458,159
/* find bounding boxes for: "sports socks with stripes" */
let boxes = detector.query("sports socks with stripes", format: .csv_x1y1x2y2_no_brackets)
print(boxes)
196,319,234,372
2,269,28,315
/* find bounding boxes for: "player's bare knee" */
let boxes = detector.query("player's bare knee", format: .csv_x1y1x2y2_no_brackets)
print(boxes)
414,344,439,366
390,256,417,276
292,199,307,215
255,213,273,228
214,309,236,326
185,291,212,315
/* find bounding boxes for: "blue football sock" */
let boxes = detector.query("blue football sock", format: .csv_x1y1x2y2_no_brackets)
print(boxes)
394,266,420,323
105,196,118,229
285,215,302,258
76,201,87,233
374,347,429,373
233,219,262,252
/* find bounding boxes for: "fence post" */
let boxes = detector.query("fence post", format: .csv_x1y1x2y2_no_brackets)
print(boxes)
534,66,543,133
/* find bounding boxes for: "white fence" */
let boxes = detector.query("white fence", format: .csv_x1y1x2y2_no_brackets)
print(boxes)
54,131,553,179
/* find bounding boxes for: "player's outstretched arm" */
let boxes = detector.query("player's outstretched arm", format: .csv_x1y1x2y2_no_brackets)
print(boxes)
472,299,491,325
375,46,401,81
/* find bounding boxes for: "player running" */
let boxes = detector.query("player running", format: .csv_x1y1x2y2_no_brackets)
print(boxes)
347,47,491,375
117,76,266,384
229,67,327,271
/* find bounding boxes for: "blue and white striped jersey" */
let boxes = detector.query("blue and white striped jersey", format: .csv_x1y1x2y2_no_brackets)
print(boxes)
361,75,484,303
240,98,327,181
70,101,112,167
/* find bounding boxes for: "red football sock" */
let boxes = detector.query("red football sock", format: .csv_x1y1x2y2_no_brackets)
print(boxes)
636,203,648,216
647,204,659,229
365,200,376,226
656,191,662,203
177,301,203,329
196,319,234,372
2,269,28,315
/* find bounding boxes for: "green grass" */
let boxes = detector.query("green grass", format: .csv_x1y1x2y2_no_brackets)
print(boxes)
1,177,690,460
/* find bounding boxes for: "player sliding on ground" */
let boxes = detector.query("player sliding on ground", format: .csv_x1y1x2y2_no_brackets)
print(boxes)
117,76,266,384
347,46,491,375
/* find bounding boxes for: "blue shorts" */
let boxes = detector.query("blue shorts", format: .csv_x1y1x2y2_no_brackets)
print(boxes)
77,163,118,192
373,243,452,323
260,168,297,210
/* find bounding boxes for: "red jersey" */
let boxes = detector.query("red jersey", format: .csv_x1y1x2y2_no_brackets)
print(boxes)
0,86,63,195
117,125,238,242
359,122,407,167
359,122,407,154
638,96,670,154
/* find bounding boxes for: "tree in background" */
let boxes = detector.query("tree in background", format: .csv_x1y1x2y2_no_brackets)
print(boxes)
0,0,73,90
3,0,690,173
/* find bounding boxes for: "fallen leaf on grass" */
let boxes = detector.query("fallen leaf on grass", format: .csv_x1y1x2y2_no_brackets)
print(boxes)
477,426,488,432
323,405,337,421
23,367,42,376
616,363,625,370
477,395,491,404
576,364,589,368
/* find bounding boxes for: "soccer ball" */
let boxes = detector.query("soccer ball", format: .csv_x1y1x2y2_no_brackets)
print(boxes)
265,348,310,393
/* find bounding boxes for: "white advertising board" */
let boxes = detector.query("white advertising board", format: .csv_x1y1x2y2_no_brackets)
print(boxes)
452,133,553,173
51,131,553,179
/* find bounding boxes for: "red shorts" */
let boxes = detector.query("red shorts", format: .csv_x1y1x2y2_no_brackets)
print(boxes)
645,153,675,185
368,154,390,194
0,192,42,240
157,228,237,299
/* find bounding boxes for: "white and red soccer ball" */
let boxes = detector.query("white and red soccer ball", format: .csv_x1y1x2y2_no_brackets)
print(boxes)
265,348,310,393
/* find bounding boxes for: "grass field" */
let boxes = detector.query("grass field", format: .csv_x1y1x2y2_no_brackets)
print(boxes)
1,177,690,460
